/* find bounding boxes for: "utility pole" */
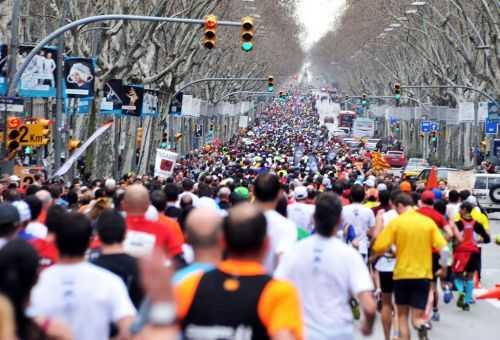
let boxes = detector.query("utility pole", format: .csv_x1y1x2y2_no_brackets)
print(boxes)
1,0,21,174
54,0,70,174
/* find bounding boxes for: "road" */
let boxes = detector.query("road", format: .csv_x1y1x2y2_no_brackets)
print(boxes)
355,217,500,339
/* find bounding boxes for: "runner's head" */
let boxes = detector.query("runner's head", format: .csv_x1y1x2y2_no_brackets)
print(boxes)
448,189,460,203
0,203,20,239
420,190,435,207
459,201,474,220
55,212,92,259
123,184,150,216
314,192,343,237
254,173,281,204
349,184,365,203
222,203,268,260
96,209,126,245
185,208,222,252
150,190,167,213
393,192,413,214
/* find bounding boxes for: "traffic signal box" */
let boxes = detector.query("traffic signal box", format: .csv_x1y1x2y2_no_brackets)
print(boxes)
203,15,217,49
136,128,144,151
394,83,401,106
240,16,255,52
268,76,274,92
68,138,82,153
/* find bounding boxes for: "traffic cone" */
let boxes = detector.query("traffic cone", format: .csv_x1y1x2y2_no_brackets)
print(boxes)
474,272,480,289
476,285,500,300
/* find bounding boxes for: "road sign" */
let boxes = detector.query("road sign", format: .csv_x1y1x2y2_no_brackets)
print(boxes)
0,97,24,112
17,119,50,146
420,121,432,133
488,101,499,121
485,120,498,135
430,122,439,132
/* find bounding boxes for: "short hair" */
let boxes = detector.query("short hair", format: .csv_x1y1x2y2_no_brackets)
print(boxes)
254,173,281,202
164,183,179,202
150,190,167,212
182,179,194,191
25,184,41,196
223,205,267,256
349,184,365,203
379,190,391,206
460,201,474,214
433,200,447,216
45,204,68,234
3,189,20,202
197,183,213,198
49,184,62,199
459,190,471,202
393,192,414,207
24,195,42,221
55,212,92,257
448,190,460,203
411,192,421,206
96,209,126,245
314,193,343,237
66,190,79,206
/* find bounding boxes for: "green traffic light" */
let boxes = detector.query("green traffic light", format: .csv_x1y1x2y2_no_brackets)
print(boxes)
362,100,367,106
241,41,253,52
268,86,274,92
395,94,401,100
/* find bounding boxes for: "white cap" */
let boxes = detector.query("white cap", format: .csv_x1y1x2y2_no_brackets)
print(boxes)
9,175,20,182
294,186,308,200
466,195,477,206
377,183,388,192
105,178,116,191
364,179,376,188
12,200,31,223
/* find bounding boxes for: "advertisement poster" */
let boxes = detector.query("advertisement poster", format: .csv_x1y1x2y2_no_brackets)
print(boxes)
121,84,144,116
18,45,57,97
154,149,178,178
100,79,125,115
64,57,95,98
65,97,91,115
0,44,7,95
141,89,159,116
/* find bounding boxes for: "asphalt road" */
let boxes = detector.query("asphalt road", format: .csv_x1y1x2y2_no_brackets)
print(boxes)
355,218,500,340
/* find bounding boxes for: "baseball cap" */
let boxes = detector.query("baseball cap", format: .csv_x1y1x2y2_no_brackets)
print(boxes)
0,203,20,224
421,190,435,202
465,195,477,206
12,201,31,223
294,186,308,200
377,183,388,192
364,179,375,188
234,187,249,200
400,181,412,193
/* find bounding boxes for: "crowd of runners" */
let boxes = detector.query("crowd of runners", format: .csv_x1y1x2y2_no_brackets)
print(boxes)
0,92,494,340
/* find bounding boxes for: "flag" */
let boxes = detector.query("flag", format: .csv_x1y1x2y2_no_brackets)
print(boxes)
426,166,439,190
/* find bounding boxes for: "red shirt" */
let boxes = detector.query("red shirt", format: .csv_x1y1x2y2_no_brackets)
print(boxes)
417,206,448,229
125,216,183,258
30,238,59,269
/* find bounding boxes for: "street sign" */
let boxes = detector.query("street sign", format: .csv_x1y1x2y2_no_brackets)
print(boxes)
420,121,432,133
488,101,499,121
0,97,24,113
430,122,439,132
485,120,498,135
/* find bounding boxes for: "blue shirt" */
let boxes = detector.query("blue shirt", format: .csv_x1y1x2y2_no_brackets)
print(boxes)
172,262,215,285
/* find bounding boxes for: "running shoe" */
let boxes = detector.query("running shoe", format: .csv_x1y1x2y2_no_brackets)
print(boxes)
443,288,453,304
416,325,429,340
462,303,470,311
431,310,440,322
457,292,465,309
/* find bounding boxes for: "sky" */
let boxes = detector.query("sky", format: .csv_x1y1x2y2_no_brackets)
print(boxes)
296,0,346,50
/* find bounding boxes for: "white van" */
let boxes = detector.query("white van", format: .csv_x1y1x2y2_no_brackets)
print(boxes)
472,173,500,213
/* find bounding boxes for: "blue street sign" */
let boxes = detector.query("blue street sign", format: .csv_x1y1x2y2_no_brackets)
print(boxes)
488,101,499,121
420,121,432,133
430,122,439,132
485,120,498,134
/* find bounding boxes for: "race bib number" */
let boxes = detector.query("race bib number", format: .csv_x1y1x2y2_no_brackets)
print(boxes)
124,231,156,257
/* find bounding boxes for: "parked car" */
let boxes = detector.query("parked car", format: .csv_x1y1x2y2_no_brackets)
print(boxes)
384,150,407,168
403,158,429,179
366,139,381,151
416,167,458,183
472,173,500,213
331,128,349,138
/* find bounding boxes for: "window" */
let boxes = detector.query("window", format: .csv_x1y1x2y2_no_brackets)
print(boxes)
474,176,487,189
487,177,500,189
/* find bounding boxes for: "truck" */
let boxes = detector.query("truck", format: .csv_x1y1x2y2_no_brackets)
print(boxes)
352,118,375,138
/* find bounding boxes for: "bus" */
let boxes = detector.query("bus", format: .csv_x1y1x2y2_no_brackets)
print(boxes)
338,110,356,129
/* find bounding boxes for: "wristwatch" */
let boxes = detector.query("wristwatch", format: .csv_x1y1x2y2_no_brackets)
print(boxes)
148,302,177,327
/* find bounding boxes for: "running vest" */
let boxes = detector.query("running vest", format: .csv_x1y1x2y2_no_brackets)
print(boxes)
181,269,272,340
460,219,479,247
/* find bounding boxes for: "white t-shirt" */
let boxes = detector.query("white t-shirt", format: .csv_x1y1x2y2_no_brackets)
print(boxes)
374,209,398,272
287,202,315,232
263,210,297,273
447,202,460,221
341,203,376,255
28,262,136,340
275,235,374,340
25,221,48,239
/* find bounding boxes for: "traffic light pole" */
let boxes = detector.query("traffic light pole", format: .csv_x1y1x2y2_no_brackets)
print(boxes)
174,77,268,98
343,95,429,112
215,91,276,103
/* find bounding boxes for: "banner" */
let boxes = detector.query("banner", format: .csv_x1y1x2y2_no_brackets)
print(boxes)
18,45,57,97
64,57,95,98
122,84,144,116
239,115,249,128
169,92,183,115
100,79,125,115
142,89,159,116
65,97,91,115
154,149,178,179
0,44,7,95
447,170,474,191
52,122,113,177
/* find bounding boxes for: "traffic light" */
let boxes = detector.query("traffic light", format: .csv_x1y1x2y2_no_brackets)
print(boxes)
394,82,401,106
160,132,168,149
203,14,217,49
361,93,368,107
68,138,81,153
240,16,255,52
38,119,51,145
175,132,183,143
136,127,143,150
267,76,274,92
6,117,22,155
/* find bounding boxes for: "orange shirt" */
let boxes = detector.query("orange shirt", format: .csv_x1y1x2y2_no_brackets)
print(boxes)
176,259,303,339
158,213,185,247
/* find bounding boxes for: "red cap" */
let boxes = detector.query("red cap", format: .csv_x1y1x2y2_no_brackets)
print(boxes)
421,190,435,202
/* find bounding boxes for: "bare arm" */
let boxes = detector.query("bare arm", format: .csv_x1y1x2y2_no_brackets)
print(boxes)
358,291,376,336
272,330,298,340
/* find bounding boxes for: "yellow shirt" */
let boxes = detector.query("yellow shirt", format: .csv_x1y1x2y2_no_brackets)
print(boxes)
454,208,489,231
373,210,447,280
364,201,379,209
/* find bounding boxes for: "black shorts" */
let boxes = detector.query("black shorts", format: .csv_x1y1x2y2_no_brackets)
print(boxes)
464,252,481,273
432,253,441,281
394,279,431,310
379,271,394,293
